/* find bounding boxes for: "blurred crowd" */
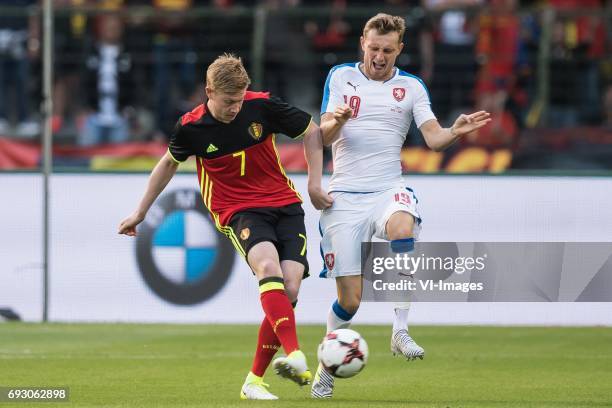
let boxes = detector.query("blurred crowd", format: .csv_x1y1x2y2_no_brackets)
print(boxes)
0,0,610,149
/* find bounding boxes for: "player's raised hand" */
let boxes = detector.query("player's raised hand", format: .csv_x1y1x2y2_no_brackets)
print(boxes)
334,104,353,125
451,111,491,137
118,212,145,236
308,185,334,210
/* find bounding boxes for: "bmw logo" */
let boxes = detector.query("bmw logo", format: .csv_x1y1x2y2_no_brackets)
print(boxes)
136,189,235,305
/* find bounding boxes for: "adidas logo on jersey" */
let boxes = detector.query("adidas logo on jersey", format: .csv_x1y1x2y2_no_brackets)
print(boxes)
206,144,218,153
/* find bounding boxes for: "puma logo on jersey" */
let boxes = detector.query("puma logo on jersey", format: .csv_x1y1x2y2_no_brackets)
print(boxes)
347,81,359,92
206,143,218,153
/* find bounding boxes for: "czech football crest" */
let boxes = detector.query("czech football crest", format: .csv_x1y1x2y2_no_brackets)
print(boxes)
392,87,406,102
325,253,335,270
248,122,263,140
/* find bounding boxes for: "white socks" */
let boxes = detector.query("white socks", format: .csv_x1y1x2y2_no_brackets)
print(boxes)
393,302,411,334
327,300,354,333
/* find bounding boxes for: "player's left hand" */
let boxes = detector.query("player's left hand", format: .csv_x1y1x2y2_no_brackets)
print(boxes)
451,111,491,137
118,212,145,236
308,186,334,210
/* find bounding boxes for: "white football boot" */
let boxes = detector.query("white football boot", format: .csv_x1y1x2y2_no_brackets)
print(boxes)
240,372,278,400
311,363,334,398
391,329,425,360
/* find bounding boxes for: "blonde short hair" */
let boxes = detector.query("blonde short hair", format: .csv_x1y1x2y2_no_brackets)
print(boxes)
206,53,251,94
363,13,405,42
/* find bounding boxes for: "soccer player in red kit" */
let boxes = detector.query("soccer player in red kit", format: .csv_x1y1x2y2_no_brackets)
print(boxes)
118,53,332,400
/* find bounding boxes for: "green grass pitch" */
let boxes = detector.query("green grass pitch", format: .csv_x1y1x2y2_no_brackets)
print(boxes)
1,324,611,407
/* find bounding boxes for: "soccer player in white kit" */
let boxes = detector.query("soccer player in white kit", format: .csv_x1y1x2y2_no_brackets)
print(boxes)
309,13,491,398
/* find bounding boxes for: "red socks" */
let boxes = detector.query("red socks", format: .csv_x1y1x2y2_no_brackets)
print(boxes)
259,277,299,354
250,317,281,377
250,277,299,376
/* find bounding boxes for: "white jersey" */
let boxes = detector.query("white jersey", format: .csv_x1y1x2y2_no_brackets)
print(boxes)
321,62,436,192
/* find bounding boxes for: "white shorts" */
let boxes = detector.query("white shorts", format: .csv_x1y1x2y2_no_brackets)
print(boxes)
319,185,422,279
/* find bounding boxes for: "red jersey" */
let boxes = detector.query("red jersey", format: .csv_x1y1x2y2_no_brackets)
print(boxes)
168,91,312,228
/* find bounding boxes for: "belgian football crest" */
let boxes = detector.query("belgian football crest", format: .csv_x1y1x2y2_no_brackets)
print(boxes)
248,122,263,140
240,228,250,240
392,87,406,102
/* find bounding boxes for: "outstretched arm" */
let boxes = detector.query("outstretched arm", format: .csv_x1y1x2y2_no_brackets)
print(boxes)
420,111,491,152
303,121,333,210
118,151,179,236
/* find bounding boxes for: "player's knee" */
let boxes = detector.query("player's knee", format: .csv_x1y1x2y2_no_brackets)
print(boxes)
254,259,282,279
283,280,300,303
387,224,413,241
386,212,415,241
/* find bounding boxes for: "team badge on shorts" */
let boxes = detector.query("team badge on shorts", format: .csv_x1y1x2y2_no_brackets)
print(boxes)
324,253,335,270
240,228,250,240
248,122,263,140
392,87,406,102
